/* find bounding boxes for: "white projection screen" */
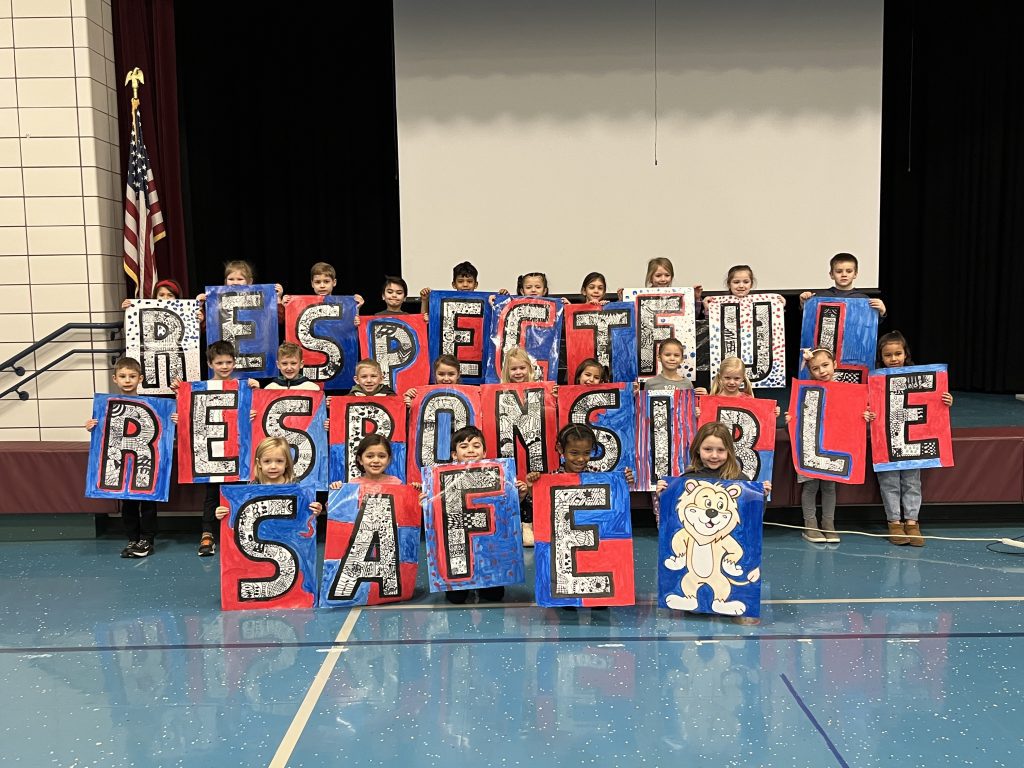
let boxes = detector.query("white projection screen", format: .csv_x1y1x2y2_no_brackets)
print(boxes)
394,1,883,296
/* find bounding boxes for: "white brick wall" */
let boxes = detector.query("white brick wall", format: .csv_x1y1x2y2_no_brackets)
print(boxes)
0,0,120,442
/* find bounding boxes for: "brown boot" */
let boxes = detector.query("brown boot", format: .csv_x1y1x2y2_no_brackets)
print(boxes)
903,521,925,547
887,521,910,545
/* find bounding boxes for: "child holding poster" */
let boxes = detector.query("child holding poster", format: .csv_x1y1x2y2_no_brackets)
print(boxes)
403,355,461,405
709,356,781,417
281,262,364,310
501,346,537,384
701,264,786,311
195,260,284,324
265,342,320,391
333,434,402,487
642,338,705,395
374,276,409,315
868,332,954,546
797,252,887,317
580,272,609,306
216,437,324,519
574,358,610,385
350,359,397,397
517,272,570,304
418,261,509,313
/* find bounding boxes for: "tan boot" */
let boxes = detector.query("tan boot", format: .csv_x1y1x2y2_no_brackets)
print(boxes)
522,522,535,547
903,521,925,547
887,521,910,545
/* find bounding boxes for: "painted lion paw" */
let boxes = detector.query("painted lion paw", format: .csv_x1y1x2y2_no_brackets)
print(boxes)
711,599,745,616
666,594,698,611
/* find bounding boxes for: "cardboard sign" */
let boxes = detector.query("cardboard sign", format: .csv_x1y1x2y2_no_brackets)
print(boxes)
479,382,559,479
634,388,697,490
251,389,328,486
125,298,201,395
176,380,252,484
557,383,636,475
658,477,764,618
220,483,318,611
623,287,697,382
563,301,638,384
204,284,279,377
800,297,878,383
485,295,563,383
406,385,482,485
706,294,786,389
328,395,407,483
427,290,493,385
697,395,777,485
85,394,176,501
788,378,868,484
532,472,635,608
868,365,954,471
422,457,525,592
319,483,421,607
359,313,430,394
284,295,360,390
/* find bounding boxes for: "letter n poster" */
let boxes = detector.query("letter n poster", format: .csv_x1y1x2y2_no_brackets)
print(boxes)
563,302,637,384
176,380,252,484
868,364,954,471
220,483,318,611
406,385,482,485
479,382,559,479
359,314,430,394
788,379,868,484
557,384,636,475
697,396,777,485
284,295,360,390
251,389,327,486
532,472,635,608
319,483,420,607
328,395,407,483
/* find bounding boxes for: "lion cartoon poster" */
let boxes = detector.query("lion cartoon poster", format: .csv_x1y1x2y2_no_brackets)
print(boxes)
657,477,765,618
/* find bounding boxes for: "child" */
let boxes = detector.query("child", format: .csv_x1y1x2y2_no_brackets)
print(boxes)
120,278,183,308
709,356,781,417
641,338,694,391
501,346,536,385
266,342,320,390
701,265,786,311
329,434,401,487
375,276,409,315
868,331,953,546
418,261,509,313
281,262,365,309
84,357,159,558
216,437,323,520
798,252,886,316
616,257,702,305
404,354,460,406
195,260,284,324
574,358,610,385
350,358,397,397
517,272,569,304
580,272,609,306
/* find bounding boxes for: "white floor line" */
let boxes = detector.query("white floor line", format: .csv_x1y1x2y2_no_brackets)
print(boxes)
267,607,362,768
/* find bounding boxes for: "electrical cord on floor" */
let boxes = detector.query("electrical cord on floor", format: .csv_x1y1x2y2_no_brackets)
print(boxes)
763,521,1024,551
986,534,1024,556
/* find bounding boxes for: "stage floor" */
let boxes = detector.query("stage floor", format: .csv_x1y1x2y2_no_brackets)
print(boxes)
2,527,1023,767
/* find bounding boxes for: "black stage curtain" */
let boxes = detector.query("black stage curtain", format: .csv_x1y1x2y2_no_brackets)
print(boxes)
881,1,1024,392
174,3,401,313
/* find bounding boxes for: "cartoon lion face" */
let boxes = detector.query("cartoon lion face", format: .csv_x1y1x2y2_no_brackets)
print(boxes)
676,479,741,544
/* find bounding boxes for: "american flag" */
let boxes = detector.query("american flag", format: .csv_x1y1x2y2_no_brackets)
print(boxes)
122,101,166,299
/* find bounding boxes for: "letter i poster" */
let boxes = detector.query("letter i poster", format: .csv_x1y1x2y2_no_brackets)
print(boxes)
634,389,697,490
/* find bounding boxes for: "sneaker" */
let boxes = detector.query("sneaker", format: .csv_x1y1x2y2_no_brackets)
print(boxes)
129,540,154,558
887,521,910,545
820,519,840,543
444,590,470,605
478,586,505,603
522,522,535,547
802,526,827,544
198,533,216,557
120,541,139,558
903,521,925,547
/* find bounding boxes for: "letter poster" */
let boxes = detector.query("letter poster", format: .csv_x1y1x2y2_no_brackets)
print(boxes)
658,478,764,618
557,384,636,475
319,483,421,607
427,290,493,385
220,483,318,611
422,457,525,593
634,388,698,490
787,379,868,484
406,385,482,486
125,298,201,395
623,287,697,382
563,301,638,384
284,295,360,390
205,284,279,377
251,389,328,486
485,295,564,383
697,396,777,485
799,297,878,383
328,395,407,483
86,394,176,501
359,313,430,394
176,380,253,484
479,382,559,479
868,364,954,471
706,294,786,389
532,472,635,608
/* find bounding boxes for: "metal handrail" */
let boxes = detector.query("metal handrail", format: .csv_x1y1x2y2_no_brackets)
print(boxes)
0,322,123,376
1,347,125,401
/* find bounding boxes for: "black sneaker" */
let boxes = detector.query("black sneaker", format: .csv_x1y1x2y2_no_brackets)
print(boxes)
478,586,505,603
130,540,154,558
197,533,216,557
120,541,138,558
444,590,470,604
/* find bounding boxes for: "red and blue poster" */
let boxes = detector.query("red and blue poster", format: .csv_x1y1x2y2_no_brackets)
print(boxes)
427,290,493,385
85,394,176,501
706,294,787,388
283,295,360,390
658,477,764,618
205,284,278,377
176,380,252,484
788,378,868,484
406,385,482,486
563,301,637,384
557,383,636,475
359,313,430,394
532,472,635,608
318,483,420,608
799,297,878,383
479,382,558,479
634,388,697,490
623,287,697,382
422,457,524,593
485,295,563,383
251,389,328,487
220,483,319,611
868,364,954,471
697,395,777,485
328,395,407,483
